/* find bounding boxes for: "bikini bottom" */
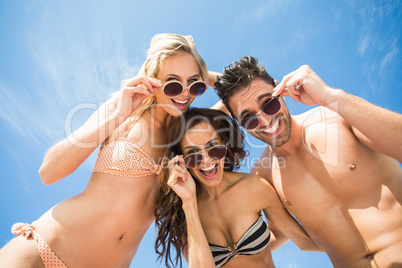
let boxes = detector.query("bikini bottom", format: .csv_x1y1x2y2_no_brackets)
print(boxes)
12,223,68,268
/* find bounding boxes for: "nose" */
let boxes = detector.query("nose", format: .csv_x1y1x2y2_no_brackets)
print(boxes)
256,111,272,128
200,150,214,166
179,86,191,98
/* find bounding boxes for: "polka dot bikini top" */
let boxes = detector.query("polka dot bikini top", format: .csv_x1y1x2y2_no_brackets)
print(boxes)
93,113,161,177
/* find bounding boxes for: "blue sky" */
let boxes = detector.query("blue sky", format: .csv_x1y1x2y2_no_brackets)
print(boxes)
1,0,401,267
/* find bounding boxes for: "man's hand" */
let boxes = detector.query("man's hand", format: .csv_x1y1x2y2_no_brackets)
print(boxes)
273,65,336,107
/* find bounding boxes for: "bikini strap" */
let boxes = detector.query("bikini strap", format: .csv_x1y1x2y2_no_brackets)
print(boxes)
123,109,146,138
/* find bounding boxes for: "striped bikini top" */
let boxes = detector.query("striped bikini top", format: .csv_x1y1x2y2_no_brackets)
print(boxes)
93,113,161,177
209,215,270,268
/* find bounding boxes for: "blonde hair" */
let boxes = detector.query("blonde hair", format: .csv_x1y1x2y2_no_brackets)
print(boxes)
132,33,208,117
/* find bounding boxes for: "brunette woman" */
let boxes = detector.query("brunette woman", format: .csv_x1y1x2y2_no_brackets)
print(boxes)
155,108,321,268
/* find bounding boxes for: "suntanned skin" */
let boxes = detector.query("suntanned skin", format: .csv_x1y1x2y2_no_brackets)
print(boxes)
0,53,204,267
227,65,402,268
167,122,321,268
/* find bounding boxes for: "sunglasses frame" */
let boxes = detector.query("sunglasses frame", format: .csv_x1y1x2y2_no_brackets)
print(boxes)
240,95,281,130
161,79,207,98
183,145,227,169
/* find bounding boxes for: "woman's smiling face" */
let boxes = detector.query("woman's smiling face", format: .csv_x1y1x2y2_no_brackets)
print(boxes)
155,52,202,117
180,121,226,187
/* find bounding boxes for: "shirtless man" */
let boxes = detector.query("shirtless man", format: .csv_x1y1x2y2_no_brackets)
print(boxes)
213,56,402,267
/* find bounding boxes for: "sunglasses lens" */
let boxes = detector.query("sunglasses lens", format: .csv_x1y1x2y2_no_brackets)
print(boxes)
263,98,281,115
241,116,260,130
163,82,183,97
184,154,203,168
189,82,207,97
208,146,227,160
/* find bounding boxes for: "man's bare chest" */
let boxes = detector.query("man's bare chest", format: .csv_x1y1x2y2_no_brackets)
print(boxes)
268,136,388,213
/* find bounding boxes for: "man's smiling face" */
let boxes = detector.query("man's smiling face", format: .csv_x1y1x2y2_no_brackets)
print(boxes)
228,78,292,147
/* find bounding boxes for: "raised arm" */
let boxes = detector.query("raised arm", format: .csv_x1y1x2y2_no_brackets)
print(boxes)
264,218,289,252
273,65,402,162
333,90,402,162
211,100,230,115
249,150,290,251
208,71,230,115
182,199,215,268
38,77,162,184
167,156,215,268
207,71,220,88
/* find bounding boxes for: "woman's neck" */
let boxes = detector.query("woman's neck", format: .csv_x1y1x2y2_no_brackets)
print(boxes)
198,171,232,201
149,105,174,130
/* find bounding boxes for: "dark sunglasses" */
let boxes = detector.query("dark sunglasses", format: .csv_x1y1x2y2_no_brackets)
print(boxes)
183,145,227,169
162,80,207,98
240,96,281,130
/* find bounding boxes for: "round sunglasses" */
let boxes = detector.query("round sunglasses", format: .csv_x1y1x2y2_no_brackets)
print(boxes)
183,145,227,169
162,80,207,98
240,96,281,130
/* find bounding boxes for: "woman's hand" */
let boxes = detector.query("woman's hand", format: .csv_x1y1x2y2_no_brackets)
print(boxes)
167,156,196,204
113,76,163,119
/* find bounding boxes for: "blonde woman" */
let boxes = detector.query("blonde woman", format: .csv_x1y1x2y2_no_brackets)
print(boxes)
0,33,209,268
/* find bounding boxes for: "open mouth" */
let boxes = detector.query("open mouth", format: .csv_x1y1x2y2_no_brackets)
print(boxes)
259,118,282,137
171,98,190,110
199,163,218,179
263,118,280,134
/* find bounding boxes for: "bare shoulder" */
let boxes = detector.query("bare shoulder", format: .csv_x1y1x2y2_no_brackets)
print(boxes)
231,172,279,210
294,106,350,133
231,172,273,194
294,106,342,123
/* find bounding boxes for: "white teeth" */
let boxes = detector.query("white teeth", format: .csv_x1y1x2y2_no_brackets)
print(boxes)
174,99,189,104
263,119,280,134
201,165,215,171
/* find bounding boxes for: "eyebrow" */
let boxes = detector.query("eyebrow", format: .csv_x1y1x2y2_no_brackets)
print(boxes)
238,92,273,120
166,74,200,80
183,138,218,152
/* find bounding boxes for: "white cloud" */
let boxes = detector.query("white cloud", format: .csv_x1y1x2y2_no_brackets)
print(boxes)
0,3,142,148
358,34,370,56
354,0,401,59
381,38,399,68
0,83,45,145
236,0,291,22
346,0,402,95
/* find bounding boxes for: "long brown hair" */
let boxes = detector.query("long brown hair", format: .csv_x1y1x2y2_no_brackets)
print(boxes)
154,108,247,268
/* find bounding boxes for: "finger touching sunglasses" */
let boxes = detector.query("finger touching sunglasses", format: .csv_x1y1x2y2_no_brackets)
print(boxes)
272,75,302,102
